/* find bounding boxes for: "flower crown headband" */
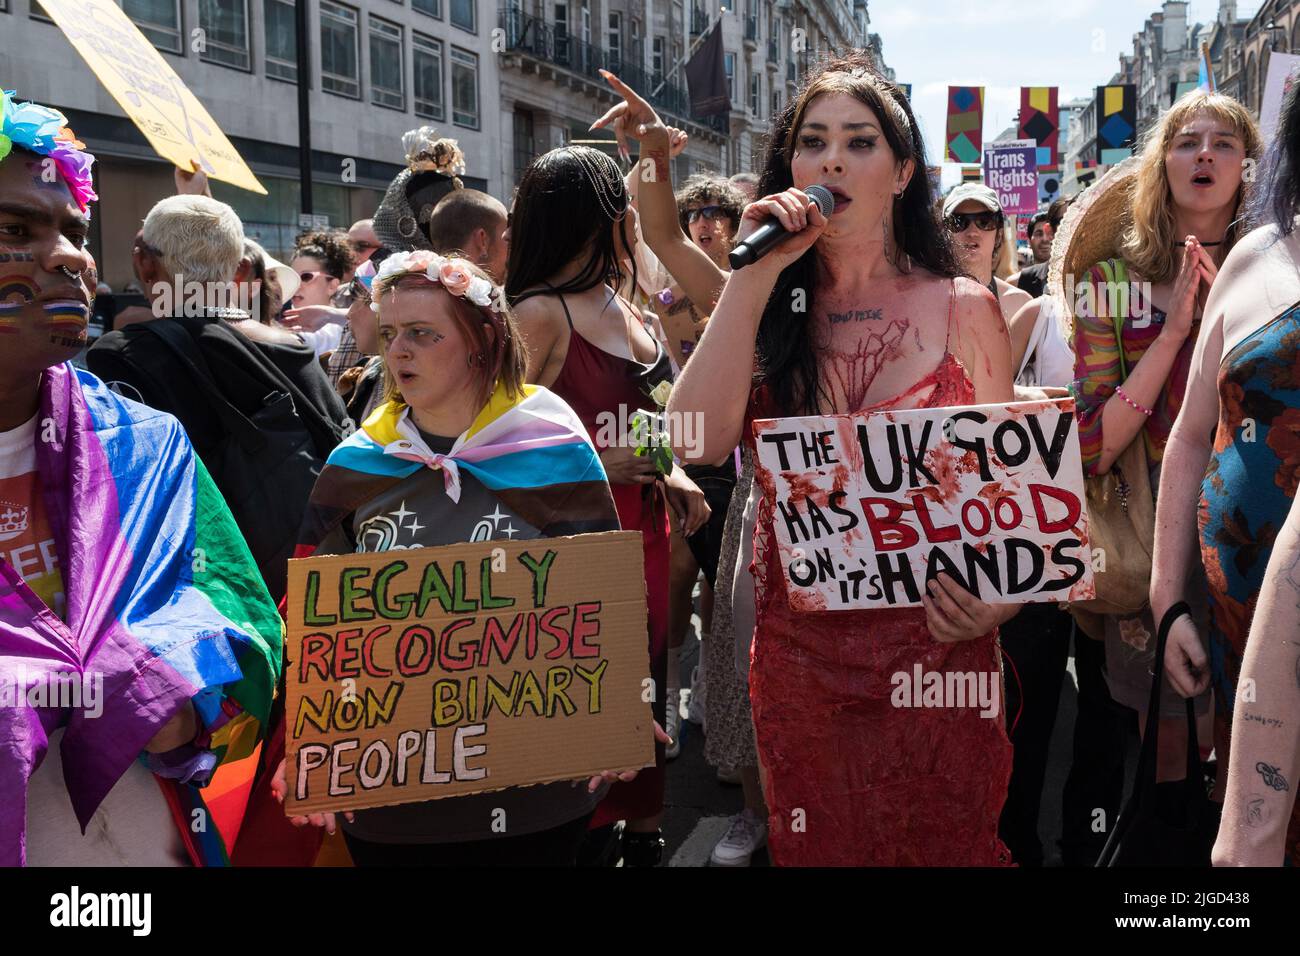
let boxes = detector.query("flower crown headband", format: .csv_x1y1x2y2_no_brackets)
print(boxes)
0,90,98,211
371,250,503,314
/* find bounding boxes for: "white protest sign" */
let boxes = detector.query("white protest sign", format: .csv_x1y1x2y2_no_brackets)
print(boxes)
752,399,1095,611
1261,52,1300,142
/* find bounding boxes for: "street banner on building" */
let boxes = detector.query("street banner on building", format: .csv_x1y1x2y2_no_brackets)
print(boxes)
1019,86,1060,171
946,86,985,164
983,139,1038,215
38,0,267,194
751,399,1095,611
283,532,655,816
1261,52,1300,141
1095,84,1137,165
684,21,729,117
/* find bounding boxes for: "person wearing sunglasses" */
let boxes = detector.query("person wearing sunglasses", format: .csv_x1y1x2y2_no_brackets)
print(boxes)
942,183,1031,332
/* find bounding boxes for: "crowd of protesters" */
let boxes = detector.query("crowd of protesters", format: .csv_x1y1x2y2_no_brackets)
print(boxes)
4,47,1300,869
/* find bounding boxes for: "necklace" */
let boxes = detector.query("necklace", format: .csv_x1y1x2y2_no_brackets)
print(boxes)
1171,238,1224,248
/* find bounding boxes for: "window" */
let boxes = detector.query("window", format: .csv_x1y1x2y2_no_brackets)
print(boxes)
199,0,250,70
771,87,781,116
320,1,360,98
653,36,664,82
413,31,445,120
451,46,479,128
580,0,589,42
414,0,441,18
725,52,735,102
514,109,535,185
450,0,475,32
369,16,403,109
608,12,621,68
750,70,759,115
554,2,569,65
122,0,183,53
265,0,297,81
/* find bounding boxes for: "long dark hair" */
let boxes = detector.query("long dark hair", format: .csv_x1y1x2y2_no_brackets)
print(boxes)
755,51,958,415
505,146,636,305
1253,79,1300,234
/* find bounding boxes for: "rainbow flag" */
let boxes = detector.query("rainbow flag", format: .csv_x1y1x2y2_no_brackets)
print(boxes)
0,364,281,865
297,383,618,556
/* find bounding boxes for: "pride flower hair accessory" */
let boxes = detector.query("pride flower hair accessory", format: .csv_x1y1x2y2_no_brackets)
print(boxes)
0,90,98,210
371,250,500,313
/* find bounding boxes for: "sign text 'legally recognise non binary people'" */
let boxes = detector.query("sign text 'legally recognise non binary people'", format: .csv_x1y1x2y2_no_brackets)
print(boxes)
752,399,1095,611
283,531,654,816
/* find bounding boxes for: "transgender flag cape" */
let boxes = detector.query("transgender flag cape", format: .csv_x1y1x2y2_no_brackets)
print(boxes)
295,382,620,554
0,364,282,865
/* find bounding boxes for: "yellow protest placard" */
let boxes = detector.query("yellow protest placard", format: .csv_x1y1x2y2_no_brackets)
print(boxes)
39,0,267,194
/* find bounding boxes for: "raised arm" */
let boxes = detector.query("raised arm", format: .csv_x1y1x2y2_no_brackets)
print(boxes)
1212,490,1300,866
594,71,727,312
668,188,827,462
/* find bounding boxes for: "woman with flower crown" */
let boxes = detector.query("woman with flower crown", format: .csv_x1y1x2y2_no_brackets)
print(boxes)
507,144,711,866
272,251,665,865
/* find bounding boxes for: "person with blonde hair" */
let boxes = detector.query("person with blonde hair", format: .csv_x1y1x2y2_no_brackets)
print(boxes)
1152,81,1300,865
1063,89,1261,840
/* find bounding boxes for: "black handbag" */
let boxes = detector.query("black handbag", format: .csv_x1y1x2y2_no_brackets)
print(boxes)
1096,602,1217,866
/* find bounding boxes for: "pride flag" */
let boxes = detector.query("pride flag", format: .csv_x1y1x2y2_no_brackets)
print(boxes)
297,382,618,557
0,364,281,865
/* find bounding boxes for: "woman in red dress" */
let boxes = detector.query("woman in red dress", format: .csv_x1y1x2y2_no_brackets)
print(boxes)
668,53,1018,865
508,145,710,866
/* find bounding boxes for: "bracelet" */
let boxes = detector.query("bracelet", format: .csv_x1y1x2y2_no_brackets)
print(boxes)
1114,385,1153,417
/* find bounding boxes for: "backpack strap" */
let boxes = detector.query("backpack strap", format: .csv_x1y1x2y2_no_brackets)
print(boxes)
140,319,269,455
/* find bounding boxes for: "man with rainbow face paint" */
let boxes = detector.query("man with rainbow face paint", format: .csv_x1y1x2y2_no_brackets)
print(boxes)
0,90,281,865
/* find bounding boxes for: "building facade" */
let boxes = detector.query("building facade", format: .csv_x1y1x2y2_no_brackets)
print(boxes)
3,0,888,286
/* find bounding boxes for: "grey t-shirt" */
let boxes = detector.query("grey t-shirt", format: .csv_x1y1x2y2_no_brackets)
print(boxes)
332,430,606,845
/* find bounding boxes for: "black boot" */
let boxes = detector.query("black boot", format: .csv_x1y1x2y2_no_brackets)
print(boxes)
621,828,664,867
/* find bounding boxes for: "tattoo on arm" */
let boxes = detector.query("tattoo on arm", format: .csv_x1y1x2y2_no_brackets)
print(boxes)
828,308,885,324
1242,712,1286,729
1256,762,1290,792
1244,795,1272,828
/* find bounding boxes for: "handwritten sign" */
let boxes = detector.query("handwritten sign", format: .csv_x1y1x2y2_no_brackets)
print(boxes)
752,399,1094,611
40,0,267,194
284,532,654,816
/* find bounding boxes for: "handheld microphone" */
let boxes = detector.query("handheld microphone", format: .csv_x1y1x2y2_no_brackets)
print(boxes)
728,185,834,270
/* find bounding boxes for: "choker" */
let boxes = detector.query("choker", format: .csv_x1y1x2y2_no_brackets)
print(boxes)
1172,239,1224,248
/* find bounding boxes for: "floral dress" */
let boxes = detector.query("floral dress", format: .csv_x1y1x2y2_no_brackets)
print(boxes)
1199,303,1300,864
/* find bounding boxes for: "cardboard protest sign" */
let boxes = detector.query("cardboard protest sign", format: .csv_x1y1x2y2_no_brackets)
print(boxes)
39,0,267,194
983,140,1038,216
284,531,654,816
752,399,1094,611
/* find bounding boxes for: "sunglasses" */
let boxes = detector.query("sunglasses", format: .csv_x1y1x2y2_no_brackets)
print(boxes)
946,211,1002,233
299,270,338,283
349,278,372,303
685,205,729,224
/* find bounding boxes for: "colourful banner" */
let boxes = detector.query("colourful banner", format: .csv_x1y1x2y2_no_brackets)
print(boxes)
1095,84,1137,166
1019,87,1060,172
983,139,1038,216
946,86,985,165
961,165,982,183
37,0,267,193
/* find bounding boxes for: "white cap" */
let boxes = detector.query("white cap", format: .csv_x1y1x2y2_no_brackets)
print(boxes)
262,253,301,309
942,182,1002,218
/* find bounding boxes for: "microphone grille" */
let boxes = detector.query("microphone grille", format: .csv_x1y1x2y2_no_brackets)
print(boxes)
806,185,835,218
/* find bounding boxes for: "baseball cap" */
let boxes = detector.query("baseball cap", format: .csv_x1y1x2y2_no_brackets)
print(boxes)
942,183,1002,219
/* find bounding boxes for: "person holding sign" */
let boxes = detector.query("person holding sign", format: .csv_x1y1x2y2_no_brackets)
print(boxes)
1063,91,1260,801
275,251,661,865
667,53,1019,866
1152,82,1300,865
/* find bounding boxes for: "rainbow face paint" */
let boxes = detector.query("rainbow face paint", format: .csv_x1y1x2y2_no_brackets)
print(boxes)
0,276,40,333
42,299,89,346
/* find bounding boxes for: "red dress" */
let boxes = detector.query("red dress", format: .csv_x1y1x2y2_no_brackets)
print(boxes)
548,292,671,825
745,286,1014,866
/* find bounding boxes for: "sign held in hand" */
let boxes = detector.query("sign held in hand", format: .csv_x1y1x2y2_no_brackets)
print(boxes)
752,399,1095,611
284,531,654,817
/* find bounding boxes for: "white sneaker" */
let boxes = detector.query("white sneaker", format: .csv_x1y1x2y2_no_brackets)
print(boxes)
710,809,767,867
685,664,706,726
665,686,682,759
